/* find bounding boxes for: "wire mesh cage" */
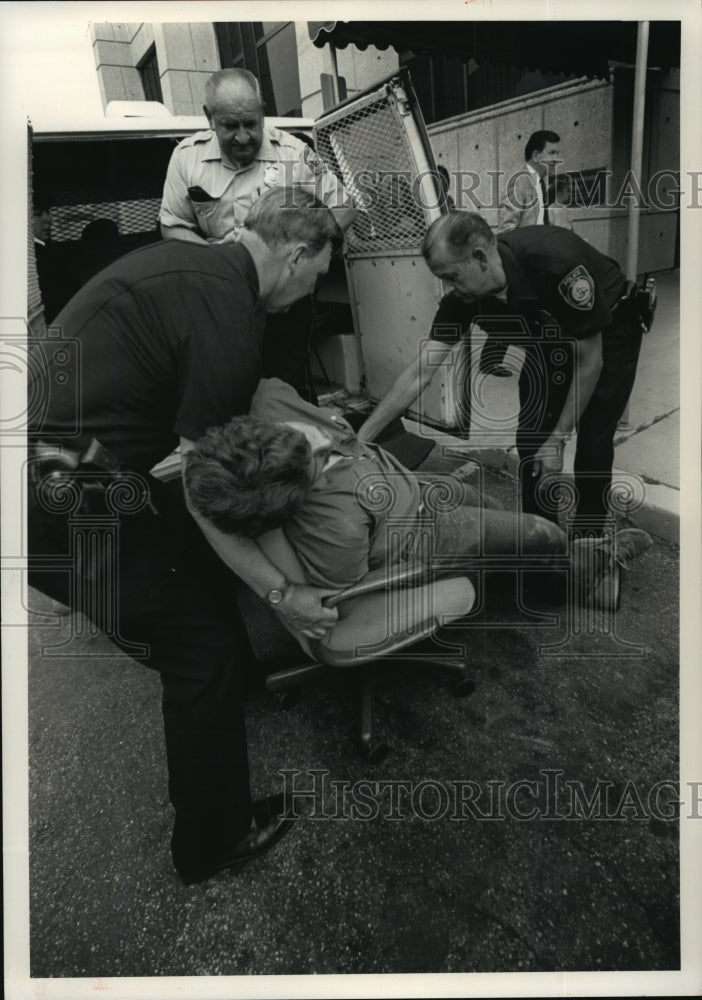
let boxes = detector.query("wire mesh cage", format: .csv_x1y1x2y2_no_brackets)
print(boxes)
315,78,443,258
47,195,161,243
31,134,178,244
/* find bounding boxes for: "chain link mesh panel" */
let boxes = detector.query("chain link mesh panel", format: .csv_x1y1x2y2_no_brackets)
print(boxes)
48,195,161,243
316,87,441,258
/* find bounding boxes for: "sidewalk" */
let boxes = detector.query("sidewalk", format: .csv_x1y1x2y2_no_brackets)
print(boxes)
405,270,680,544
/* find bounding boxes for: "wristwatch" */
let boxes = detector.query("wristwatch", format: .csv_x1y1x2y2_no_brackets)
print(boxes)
266,580,292,606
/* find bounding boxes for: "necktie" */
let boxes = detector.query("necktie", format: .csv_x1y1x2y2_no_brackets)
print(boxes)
540,177,549,225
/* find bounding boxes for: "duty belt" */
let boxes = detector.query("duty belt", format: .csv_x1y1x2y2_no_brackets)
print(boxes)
30,438,159,516
613,275,657,334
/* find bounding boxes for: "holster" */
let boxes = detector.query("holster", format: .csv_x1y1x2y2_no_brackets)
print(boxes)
618,275,657,335
29,437,158,518
634,274,657,333
29,439,160,590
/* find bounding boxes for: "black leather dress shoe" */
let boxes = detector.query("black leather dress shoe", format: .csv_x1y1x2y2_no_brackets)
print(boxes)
178,793,296,886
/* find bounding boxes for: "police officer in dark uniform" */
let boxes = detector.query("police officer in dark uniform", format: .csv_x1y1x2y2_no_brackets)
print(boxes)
358,212,645,538
27,188,343,884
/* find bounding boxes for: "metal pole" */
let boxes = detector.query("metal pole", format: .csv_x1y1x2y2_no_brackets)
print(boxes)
329,43,341,104
620,20,649,427
626,21,650,280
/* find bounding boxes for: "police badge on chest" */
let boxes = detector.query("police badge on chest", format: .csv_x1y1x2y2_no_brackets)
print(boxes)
263,163,281,188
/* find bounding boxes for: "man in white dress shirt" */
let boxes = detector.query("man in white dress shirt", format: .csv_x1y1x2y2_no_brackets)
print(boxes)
480,130,562,377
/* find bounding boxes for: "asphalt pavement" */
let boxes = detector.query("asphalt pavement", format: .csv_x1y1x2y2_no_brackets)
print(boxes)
23,269,686,989
26,458,680,984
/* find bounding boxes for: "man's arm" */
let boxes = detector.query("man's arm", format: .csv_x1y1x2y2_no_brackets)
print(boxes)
356,341,455,442
159,147,208,244
532,332,603,477
495,172,532,233
180,438,338,637
161,222,208,244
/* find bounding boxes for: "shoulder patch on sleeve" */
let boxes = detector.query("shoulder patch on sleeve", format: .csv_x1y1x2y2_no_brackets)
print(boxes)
558,265,595,311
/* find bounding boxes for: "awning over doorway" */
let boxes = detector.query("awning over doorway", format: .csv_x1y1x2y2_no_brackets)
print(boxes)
307,20,681,81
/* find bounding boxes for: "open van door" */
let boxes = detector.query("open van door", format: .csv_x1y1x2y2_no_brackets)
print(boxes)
314,68,465,430
27,108,315,480
28,108,313,322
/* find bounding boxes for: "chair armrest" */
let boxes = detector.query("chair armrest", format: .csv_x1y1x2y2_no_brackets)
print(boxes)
312,575,476,666
323,562,432,608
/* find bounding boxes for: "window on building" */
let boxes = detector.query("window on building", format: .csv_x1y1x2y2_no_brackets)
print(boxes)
138,45,163,104
214,22,302,117
400,50,576,124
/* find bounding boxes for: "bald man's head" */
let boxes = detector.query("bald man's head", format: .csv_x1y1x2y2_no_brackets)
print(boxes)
203,68,265,168
422,212,506,304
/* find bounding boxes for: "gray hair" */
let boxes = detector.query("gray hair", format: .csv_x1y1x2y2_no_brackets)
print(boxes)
204,68,264,110
245,187,344,256
421,211,495,262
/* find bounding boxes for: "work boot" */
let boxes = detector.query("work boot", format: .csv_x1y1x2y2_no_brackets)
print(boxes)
569,528,652,610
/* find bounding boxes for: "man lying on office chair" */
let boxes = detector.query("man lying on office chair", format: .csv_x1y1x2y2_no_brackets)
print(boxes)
184,379,651,628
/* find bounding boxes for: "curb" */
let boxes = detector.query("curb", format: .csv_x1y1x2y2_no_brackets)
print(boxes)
404,421,680,546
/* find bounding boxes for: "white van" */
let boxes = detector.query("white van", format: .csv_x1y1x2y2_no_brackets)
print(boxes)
29,103,314,288
29,76,464,448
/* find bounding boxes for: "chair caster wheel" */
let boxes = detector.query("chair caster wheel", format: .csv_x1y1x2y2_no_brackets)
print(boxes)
274,690,298,710
360,739,389,764
454,676,476,698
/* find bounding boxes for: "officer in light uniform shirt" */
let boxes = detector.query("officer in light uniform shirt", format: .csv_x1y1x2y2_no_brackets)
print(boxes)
160,67,355,402
160,68,354,244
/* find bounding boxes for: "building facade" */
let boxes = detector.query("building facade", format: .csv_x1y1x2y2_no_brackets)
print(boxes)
90,21,399,119
90,20,679,271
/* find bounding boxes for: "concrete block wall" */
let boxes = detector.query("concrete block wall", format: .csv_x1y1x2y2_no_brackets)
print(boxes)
428,78,616,253
427,72,679,273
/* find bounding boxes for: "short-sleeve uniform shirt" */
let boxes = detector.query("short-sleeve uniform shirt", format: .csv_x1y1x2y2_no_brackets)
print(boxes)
160,126,352,244
428,227,628,436
430,226,626,348
31,240,265,472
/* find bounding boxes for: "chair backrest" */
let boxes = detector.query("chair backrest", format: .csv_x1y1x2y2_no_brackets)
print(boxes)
257,529,475,667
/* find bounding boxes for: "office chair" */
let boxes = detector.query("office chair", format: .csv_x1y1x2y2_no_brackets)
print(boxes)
243,530,476,763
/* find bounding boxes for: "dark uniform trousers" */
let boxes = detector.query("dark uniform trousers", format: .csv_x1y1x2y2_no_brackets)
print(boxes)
28,472,254,873
516,302,644,533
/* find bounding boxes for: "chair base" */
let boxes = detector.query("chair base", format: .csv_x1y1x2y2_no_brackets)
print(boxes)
266,653,474,761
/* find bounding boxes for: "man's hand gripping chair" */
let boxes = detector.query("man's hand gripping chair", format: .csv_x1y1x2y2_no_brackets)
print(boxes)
243,530,476,763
